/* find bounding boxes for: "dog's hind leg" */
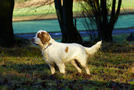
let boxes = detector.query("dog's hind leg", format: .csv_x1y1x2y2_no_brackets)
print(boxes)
79,60,90,75
84,65,90,75
71,60,82,73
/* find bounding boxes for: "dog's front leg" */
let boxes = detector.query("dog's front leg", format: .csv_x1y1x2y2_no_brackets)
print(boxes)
48,64,55,74
56,63,66,74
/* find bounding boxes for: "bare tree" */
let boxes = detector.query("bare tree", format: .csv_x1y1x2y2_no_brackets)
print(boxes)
15,0,82,43
81,0,122,42
54,0,82,43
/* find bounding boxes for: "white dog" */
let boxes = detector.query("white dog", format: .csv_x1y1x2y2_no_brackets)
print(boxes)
32,30,102,75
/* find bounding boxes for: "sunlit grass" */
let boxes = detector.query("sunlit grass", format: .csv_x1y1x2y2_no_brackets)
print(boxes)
13,5,55,17
122,0,134,8
13,0,134,17
13,2,81,17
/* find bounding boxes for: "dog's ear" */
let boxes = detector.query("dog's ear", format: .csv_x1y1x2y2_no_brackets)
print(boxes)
37,32,50,44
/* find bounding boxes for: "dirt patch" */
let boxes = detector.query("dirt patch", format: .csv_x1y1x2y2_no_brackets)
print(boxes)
12,14,57,22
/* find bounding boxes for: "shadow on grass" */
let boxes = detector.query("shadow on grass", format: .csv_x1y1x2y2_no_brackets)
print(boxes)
0,42,134,89
102,42,134,53
0,63,134,89
0,46,41,57
0,74,134,89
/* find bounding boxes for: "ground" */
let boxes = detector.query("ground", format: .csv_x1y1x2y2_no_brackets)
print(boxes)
1,0,133,89
0,43,134,89
13,0,134,22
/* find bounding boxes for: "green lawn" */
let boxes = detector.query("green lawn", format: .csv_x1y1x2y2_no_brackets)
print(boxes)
13,0,134,17
13,2,81,17
122,0,134,8
13,5,56,17
0,43,134,89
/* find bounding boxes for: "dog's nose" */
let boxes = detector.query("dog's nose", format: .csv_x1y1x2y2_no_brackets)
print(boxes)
32,38,35,43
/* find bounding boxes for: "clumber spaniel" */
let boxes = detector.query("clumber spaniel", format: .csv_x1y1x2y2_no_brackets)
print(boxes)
32,30,102,75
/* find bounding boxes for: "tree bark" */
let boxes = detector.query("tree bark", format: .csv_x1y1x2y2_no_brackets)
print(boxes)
82,0,122,42
54,0,82,43
0,0,14,47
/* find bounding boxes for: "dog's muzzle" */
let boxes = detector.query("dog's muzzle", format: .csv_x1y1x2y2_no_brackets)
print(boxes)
32,38,35,44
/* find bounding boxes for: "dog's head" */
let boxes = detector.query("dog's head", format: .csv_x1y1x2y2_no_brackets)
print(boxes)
32,30,51,47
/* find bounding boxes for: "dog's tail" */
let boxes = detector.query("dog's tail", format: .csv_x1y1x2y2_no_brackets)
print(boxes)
85,41,102,56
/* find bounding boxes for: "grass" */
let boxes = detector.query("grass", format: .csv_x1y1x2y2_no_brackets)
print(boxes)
113,34,129,43
13,0,134,17
13,5,56,17
13,2,81,17
122,0,134,8
0,42,134,89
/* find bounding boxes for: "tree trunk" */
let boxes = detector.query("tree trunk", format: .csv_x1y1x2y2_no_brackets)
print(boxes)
54,0,82,43
82,0,122,42
100,0,113,42
0,0,14,47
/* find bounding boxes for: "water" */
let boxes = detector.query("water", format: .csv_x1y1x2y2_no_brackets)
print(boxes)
13,14,134,34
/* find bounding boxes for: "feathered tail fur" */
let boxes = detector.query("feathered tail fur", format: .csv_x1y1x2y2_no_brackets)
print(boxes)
85,41,102,55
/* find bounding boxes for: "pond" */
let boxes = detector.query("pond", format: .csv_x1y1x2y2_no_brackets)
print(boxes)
13,14,134,41
13,14,134,34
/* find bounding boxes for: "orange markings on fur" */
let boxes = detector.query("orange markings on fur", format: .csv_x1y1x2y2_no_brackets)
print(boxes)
37,32,50,44
65,46,69,53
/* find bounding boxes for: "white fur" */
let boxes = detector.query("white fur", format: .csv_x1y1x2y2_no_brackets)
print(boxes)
33,30,102,75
